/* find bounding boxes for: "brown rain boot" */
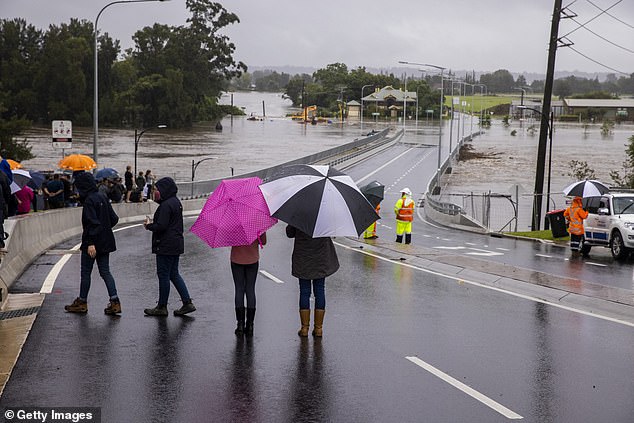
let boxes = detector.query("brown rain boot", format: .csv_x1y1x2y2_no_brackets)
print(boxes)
298,309,310,337
104,298,121,315
65,297,88,314
312,309,325,337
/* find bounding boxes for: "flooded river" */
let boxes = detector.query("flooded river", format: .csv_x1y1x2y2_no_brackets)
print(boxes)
442,118,634,230
17,91,632,229
19,92,375,181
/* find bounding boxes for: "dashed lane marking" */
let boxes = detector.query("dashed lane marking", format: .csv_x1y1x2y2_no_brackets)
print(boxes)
259,270,285,284
405,356,523,420
354,148,415,185
586,262,607,267
535,254,553,258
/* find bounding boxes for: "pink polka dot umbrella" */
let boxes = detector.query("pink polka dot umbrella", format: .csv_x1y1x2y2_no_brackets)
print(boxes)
190,177,278,248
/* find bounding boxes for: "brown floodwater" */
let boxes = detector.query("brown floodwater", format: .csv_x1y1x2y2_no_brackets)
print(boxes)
441,117,633,231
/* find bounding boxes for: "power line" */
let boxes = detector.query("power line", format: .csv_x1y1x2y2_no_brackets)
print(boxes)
586,0,634,30
561,0,623,38
566,45,630,75
568,16,634,53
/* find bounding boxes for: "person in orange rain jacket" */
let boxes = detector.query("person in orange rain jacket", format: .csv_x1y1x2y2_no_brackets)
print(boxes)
564,196,589,256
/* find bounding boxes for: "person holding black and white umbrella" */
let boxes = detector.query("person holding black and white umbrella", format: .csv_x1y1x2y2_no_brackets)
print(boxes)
259,164,377,337
286,225,339,337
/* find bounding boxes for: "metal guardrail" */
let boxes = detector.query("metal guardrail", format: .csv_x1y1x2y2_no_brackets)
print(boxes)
177,128,396,199
425,131,485,217
425,195,462,216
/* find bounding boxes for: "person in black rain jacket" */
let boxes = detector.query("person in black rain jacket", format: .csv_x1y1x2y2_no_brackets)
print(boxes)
143,177,196,316
65,171,121,315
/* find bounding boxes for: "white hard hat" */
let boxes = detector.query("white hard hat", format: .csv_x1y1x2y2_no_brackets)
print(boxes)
400,187,412,196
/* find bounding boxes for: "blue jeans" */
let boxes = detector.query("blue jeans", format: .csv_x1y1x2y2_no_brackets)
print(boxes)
80,251,118,300
156,255,191,306
299,278,325,309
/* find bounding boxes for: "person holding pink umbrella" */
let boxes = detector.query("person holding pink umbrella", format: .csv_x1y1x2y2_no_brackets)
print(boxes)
190,177,277,336
230,232,267,336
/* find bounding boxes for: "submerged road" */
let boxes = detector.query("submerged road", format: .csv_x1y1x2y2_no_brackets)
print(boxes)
2,138,634,422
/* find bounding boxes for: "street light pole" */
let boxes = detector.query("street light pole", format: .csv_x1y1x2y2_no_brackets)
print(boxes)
474,83,487,126
134,124,166,178
360,84,373,133
94,0,169,168
191,157,217,182
399,61,446,169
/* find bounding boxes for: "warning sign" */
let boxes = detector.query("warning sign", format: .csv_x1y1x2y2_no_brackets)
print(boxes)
52,120,72,149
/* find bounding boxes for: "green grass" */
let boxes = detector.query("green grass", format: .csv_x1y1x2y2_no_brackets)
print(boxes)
505,230,569,241
444,95,513,111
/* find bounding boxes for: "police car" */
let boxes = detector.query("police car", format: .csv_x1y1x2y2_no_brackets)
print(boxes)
582,192,634,260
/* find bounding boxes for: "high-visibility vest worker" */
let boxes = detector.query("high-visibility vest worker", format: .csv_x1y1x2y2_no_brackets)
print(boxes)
363,204,381,239
394,187,414,244
563,196,589,253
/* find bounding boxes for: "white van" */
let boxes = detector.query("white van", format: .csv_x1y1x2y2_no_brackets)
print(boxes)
583,192,634,260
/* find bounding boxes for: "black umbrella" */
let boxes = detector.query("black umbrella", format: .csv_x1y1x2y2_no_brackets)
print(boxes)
259,164,379,237
360,180,384,208
562,179,609,198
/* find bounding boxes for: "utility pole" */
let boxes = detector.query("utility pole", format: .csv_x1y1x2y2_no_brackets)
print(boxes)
532,0,562,231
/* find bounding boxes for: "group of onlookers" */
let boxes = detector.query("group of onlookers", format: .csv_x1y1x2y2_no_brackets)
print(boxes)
6,166,159,215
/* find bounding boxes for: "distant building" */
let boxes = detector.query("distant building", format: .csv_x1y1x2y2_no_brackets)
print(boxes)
563,98,634,120
361,86,417,118
347,100,361,119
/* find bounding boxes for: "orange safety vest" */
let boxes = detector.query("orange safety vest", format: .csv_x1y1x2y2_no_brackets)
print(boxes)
396,197,414,222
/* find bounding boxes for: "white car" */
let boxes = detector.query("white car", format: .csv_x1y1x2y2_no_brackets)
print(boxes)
583,192,634,260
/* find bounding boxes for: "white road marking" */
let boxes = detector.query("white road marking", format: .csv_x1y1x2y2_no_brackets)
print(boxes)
465,242,478,246
466,251,504,256
585,262,607,267
333,241,634,328
405,356,523,420
40,242,81,294
434,246,465,250
535,254,553,258
496,247,510,251
354,148,415,184
42,223,151,293
259,270,285,284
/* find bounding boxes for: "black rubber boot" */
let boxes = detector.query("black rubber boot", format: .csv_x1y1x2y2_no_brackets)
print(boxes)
235,308,245,335
396,235,403,243
245,308,256,336
405,234,411,244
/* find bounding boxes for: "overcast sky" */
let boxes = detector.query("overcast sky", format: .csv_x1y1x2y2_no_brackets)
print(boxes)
3,0,633,76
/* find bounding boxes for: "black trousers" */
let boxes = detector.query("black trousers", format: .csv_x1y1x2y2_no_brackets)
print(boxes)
231,261,259,309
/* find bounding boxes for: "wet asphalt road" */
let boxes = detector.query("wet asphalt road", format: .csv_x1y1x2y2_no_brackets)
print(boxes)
2,138,634,422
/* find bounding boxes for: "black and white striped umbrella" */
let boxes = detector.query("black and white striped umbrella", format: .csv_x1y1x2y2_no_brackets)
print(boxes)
562,179,609,198
259,164,379,237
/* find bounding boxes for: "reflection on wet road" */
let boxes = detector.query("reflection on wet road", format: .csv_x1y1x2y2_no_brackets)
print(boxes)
3,93,634,422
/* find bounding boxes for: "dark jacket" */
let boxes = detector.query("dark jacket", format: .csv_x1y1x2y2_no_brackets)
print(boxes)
0,171,10,220
146,177,184,255
286,225,339,279
75,172,118,254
